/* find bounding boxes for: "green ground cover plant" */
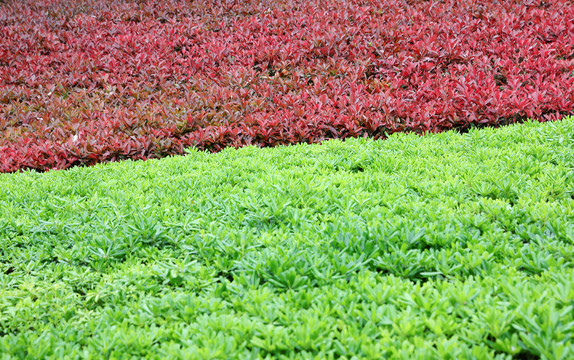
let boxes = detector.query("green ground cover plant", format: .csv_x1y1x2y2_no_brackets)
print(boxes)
1,118,574,359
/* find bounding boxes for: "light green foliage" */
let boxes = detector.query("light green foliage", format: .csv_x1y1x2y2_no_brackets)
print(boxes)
1,118,574,359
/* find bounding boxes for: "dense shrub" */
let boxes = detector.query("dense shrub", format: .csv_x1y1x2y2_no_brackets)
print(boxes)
1,0,573,172
1,119,573,358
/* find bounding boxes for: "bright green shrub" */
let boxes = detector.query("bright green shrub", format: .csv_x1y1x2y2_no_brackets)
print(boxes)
1,118,573,359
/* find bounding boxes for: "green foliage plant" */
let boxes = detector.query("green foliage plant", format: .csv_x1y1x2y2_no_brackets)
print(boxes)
1,118,574,359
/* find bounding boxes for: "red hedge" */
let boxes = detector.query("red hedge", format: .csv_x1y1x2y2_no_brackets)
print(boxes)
1,0,573,172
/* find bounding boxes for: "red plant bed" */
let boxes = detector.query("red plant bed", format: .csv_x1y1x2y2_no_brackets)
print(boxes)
1,0,573,172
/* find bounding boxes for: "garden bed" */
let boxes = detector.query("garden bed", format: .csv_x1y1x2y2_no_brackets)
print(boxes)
1,119,573,358
1,0,573,172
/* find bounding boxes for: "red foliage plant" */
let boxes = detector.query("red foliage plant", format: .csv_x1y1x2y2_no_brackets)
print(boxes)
1,0,573,172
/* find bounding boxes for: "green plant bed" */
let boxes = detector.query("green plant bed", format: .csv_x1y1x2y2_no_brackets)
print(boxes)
1,118,573,359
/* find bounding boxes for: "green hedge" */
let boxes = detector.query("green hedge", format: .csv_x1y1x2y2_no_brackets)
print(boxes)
1,118,573,359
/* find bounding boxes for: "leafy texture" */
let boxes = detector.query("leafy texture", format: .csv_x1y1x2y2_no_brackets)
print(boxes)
1,0,574,172
1,119,574,358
